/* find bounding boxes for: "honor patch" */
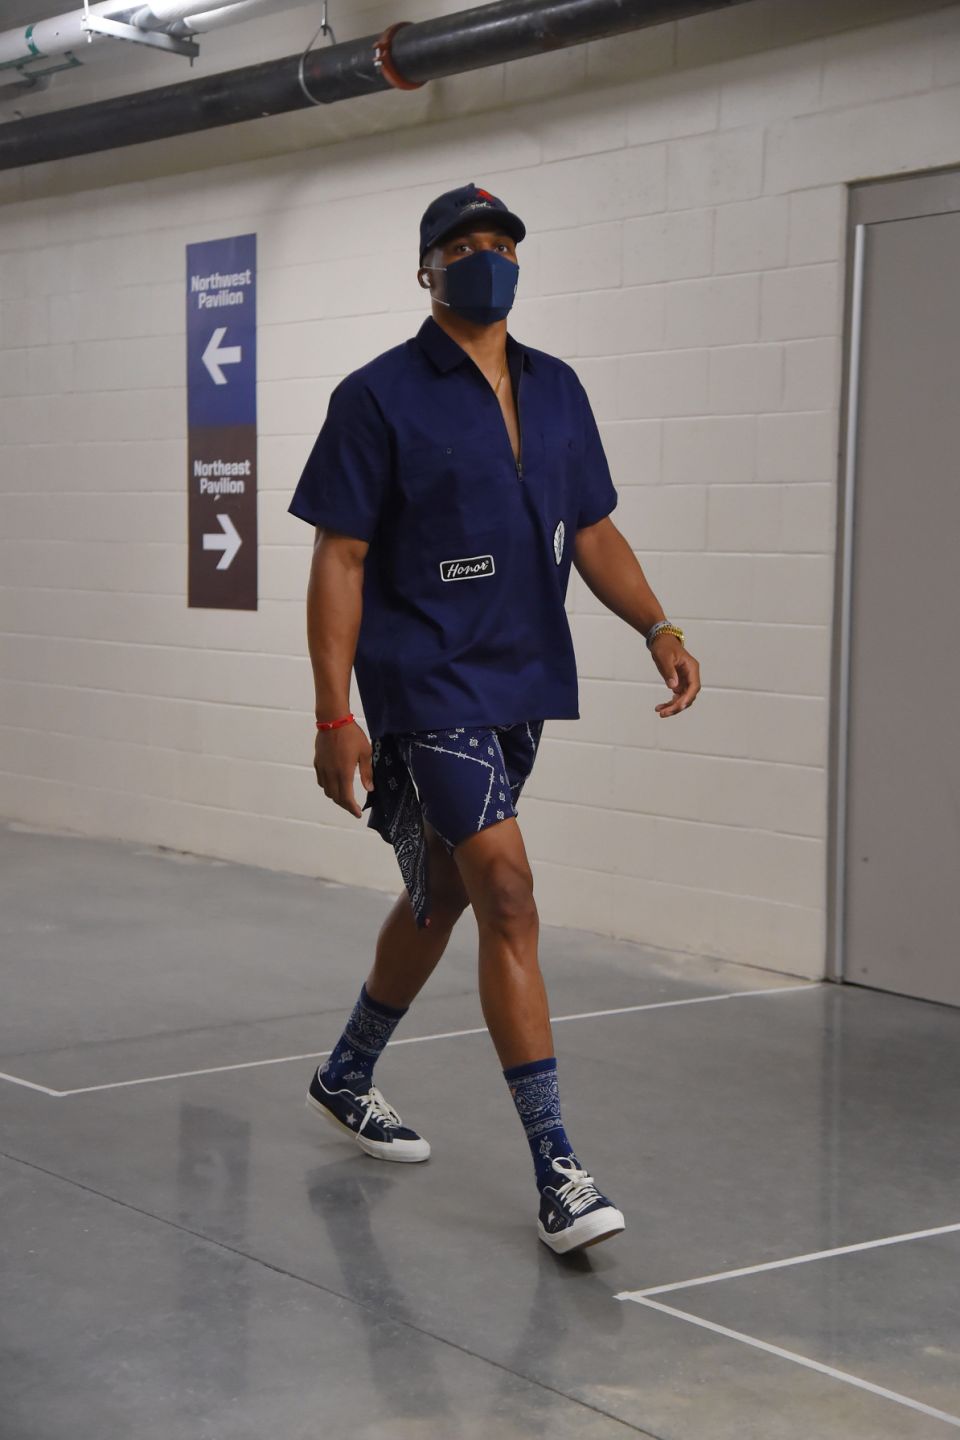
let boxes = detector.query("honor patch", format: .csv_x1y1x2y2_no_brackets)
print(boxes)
553,520,565,565
440,554,495,582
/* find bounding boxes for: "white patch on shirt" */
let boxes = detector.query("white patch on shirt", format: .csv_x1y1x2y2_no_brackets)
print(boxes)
553,520,565,566
440,554,495,582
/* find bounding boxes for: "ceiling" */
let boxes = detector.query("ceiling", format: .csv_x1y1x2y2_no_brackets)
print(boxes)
1,0,89,23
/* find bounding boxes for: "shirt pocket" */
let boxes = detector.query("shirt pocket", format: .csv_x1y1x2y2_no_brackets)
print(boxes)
399,435,511,543
537,429,580,528
383,518,509,675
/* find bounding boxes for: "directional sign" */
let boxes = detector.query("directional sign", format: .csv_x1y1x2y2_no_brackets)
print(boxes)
203,513,242,570
202,327,243,386
186,233,257,610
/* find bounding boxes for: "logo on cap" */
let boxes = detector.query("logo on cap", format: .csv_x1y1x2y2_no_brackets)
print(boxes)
475,188,495,201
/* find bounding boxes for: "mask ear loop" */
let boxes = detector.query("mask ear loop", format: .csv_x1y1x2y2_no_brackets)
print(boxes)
420,263,449,304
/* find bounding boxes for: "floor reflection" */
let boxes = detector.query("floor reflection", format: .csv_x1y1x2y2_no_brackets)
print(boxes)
306,1158,456,1429
175,1102,252,1409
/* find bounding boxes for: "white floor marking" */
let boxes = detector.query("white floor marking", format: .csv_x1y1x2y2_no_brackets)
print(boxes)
1,982,816,1097
0,1069,63,1097
616,1219,960,1301
54,1032,490,1097
548,984,813,1027
626,1297,960,1430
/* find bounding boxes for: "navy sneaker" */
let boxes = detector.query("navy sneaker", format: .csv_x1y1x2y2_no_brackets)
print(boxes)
537,1155,625,1254
306,1067,430,1163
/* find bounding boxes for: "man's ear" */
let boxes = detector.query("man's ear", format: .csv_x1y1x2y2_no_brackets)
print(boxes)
417,268,431,289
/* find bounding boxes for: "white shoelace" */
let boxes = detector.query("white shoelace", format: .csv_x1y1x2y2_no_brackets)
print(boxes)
550,1155,605,1217
357,1085,403,1134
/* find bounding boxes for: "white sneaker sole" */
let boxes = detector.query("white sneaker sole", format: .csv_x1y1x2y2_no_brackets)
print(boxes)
305,1093,431,1163
538,1204,626,1255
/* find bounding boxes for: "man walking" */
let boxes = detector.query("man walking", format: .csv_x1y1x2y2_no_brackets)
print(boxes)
289,182,701,1254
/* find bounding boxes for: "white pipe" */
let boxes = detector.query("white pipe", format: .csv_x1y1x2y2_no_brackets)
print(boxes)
0,0,260,70
130,0,247,26
0,4,128,69
174,1,275,35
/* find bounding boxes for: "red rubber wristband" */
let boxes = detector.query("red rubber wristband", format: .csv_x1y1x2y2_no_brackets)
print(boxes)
316,712,355,731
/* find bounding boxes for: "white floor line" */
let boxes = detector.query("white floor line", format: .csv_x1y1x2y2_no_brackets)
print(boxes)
3,982,817,1098
548,984,813,1027
626,1296,960,1430
0,1069,63,1097
616,1219,960,1301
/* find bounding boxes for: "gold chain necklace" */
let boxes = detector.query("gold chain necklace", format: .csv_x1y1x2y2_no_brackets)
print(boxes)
494,352,506,393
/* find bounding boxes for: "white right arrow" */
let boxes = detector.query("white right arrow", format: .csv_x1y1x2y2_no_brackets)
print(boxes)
202,513,242,570
202,326,242,385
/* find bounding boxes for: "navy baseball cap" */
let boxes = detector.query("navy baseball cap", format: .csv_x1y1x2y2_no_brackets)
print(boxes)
419,182,526,265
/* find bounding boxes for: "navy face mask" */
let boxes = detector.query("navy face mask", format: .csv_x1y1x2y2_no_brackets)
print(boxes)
425,249,519,325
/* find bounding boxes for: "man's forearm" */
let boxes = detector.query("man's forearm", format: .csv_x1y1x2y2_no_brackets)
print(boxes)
306,535,365,718
573,518,667,636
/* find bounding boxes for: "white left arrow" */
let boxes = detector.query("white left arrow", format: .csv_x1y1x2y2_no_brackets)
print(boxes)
202,513,242,570
202,326,242,385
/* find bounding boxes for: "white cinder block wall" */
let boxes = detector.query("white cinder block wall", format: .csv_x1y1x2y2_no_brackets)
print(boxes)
2,0,959,979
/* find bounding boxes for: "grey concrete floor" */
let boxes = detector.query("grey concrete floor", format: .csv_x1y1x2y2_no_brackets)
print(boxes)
2,818,959,1440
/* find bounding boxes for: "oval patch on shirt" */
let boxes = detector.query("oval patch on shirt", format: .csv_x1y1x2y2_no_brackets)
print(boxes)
553,520,565,565
440,553,495,582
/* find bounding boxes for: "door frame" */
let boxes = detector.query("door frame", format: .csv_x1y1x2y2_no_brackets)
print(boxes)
827,165,960,982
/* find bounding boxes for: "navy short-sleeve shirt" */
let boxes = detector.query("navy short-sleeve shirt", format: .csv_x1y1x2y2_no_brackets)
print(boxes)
288,314,618,736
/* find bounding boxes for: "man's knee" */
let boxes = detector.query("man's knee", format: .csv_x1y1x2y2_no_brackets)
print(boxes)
470,851,537,935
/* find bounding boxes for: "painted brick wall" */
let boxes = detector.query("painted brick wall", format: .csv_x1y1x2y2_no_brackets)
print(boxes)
1,0,958,977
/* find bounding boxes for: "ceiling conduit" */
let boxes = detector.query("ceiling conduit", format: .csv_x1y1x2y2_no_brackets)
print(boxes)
0,0,753,172
0,0,263,70
0,0,284,106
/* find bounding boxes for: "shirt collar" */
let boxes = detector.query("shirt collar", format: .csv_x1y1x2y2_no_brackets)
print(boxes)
415,313,534,374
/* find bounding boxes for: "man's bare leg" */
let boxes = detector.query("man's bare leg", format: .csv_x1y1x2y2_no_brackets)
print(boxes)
450,816,551,1067
365,821,471,1009
307,823,469,1162
451,816,624,1252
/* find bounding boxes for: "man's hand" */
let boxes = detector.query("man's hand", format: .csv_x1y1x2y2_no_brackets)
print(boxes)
573,520,701,717
314,722,374,818
650,636,701,717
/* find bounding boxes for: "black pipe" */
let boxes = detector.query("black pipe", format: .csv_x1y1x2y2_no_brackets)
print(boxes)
0,0,751,171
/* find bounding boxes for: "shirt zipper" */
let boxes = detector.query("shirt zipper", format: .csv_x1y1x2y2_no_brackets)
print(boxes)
486,350,523,480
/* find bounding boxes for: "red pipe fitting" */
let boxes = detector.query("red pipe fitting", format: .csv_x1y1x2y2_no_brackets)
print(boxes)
372,21,424,91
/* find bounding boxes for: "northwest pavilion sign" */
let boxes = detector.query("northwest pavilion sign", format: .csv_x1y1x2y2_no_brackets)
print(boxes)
186,233,257,610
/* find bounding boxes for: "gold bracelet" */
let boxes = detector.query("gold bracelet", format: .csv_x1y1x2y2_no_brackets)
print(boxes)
646,622,685,649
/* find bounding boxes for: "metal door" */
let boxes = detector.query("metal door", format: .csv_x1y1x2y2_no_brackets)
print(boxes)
838,190,960,1006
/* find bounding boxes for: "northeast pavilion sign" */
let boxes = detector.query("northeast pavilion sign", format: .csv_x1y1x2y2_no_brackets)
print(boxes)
186,233,257,610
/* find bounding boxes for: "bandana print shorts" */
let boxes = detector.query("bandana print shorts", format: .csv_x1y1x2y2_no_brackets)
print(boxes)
362,720,546,929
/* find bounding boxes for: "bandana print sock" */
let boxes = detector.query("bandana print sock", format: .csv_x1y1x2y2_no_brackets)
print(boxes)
320,983,407,1094
503,1056,579,1191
